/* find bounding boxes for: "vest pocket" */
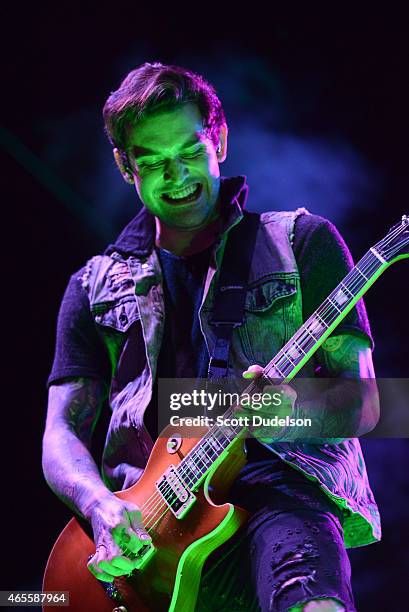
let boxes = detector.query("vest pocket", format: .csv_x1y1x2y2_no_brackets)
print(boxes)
236,275,298,366
92,295,140,333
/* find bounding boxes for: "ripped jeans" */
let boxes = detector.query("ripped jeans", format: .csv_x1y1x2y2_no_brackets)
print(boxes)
196,443,356,612
197,507,355,612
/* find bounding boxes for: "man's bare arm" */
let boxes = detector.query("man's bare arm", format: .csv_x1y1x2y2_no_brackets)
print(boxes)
318,333,375,378
42,377,151,582
315,333,380,437
42,378,113,519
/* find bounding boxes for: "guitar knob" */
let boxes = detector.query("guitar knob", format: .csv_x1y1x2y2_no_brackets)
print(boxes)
167,433,182,454
112,607,128,612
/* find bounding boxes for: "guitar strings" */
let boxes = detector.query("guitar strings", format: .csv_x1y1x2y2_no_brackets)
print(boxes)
140,405,251,528
140,413,246,525
141,419,246,532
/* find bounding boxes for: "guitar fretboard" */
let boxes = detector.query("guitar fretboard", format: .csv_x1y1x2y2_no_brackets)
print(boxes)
263,248,385,381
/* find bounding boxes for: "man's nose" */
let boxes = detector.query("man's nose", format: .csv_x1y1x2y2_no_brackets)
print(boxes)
163,157,188,183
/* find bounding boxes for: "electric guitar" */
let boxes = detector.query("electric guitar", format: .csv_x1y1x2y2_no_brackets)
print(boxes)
43,216,409,611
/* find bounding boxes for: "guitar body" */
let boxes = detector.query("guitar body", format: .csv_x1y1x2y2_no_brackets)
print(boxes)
43,425,249,612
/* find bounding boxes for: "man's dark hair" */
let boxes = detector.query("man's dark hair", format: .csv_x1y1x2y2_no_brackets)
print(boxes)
103,62,226,155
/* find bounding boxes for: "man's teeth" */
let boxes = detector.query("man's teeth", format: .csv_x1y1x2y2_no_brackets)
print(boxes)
165,184,198,200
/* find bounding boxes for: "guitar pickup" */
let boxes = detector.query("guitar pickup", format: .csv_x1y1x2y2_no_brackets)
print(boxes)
156,465,196,518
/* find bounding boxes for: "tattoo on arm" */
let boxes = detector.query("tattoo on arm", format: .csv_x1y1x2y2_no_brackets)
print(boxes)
64,378,108,446
318,333,373,377
310,333,379,437
43,378,111,517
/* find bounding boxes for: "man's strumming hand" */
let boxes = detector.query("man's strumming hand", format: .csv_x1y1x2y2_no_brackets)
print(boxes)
86,494,152,583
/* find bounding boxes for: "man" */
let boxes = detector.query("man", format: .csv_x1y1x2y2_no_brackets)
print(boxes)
43,62,380,611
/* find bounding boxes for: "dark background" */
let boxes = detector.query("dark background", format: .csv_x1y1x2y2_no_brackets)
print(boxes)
2,3,408,610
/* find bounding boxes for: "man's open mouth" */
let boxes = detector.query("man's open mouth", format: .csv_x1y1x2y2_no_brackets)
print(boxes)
161,183,202,205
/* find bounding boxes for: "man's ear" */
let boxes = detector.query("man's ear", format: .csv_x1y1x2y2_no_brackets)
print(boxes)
216,124,228,163
113,148,134,184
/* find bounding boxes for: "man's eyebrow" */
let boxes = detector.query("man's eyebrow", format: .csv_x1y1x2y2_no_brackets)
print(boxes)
131,135,202,158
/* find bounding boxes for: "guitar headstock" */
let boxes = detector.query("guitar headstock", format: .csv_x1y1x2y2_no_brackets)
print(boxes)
374,215,409,264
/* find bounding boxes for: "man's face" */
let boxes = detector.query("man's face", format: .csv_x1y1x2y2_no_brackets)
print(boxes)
123,103,227,230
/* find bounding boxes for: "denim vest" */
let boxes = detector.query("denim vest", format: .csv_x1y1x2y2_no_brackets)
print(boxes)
80,195,380,549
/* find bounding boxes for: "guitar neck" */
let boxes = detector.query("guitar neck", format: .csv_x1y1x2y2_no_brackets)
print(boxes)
173,216,409,491
263,245,388,383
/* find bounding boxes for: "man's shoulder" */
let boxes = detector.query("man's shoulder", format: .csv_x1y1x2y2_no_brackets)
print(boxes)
259,208,336,235
67,255,102,292
259,207,311,225
71,251,126,294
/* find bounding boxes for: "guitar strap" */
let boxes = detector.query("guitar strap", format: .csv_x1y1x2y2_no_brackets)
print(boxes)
208,210,260,380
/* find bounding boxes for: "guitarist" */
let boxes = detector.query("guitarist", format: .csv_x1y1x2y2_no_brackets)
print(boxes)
43,62,380,612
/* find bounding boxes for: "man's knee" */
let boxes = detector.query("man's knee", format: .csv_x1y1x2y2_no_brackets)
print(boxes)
289,597,346,611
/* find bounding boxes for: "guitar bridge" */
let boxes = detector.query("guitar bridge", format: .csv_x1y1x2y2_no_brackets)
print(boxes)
124,540,156,570
156,465,196,518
